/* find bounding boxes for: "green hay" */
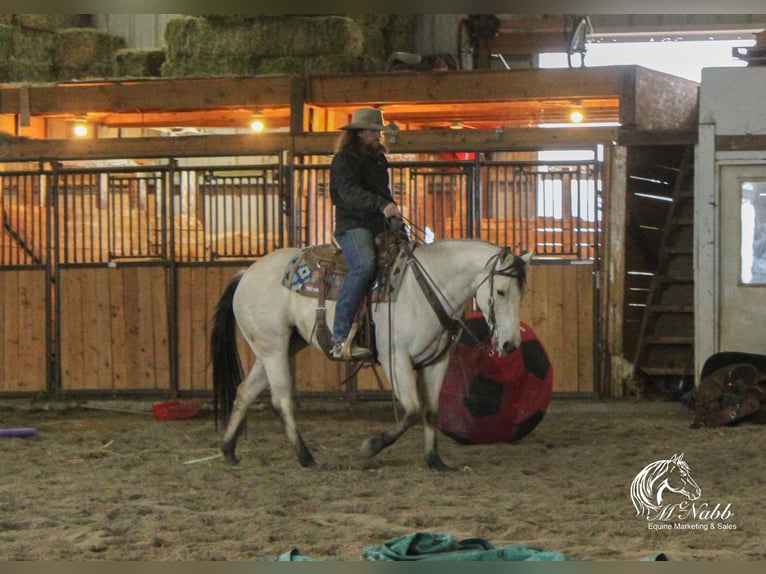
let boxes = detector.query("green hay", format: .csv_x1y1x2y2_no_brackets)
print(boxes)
53,28,126,80
384,15,416,54
114,48,165,78
253,54,385,76
13,14,92,32
0,26,55,82
360,24,387,61
162,16,257,77
162,15,368,77
249,16,364,58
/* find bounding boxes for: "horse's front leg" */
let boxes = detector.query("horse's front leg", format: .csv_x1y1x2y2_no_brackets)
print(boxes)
419,358,452,472
222,359,269,464
359,357,426,464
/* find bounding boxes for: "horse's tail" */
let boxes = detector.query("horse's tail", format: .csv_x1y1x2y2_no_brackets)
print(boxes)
211,272,245,428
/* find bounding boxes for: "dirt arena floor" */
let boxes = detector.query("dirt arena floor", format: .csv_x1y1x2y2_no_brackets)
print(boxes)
1,396,764,562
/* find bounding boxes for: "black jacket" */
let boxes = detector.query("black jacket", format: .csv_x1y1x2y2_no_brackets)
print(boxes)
330,148,393,236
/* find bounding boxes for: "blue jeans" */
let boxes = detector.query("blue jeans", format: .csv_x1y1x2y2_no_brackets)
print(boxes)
332,227,376,343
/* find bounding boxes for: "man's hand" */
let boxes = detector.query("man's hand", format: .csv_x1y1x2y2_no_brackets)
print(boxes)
382,202,400,218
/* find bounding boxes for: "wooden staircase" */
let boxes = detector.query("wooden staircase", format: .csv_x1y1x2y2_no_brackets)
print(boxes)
631,146,695,386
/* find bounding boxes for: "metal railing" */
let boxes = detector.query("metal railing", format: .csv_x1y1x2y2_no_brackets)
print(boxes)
2,154,600,267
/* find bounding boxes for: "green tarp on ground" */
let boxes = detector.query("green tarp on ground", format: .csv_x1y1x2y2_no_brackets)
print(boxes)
258,531,669,561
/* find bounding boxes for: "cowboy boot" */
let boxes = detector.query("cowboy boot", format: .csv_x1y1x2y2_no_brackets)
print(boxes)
335,322,372,360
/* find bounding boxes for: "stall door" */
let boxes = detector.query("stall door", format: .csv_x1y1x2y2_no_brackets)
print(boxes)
719,165,766,352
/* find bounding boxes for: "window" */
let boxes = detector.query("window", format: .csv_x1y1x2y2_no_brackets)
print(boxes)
740,180,766,284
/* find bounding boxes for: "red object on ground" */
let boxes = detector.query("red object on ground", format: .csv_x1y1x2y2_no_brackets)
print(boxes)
438,312,554,444
152,400,202,420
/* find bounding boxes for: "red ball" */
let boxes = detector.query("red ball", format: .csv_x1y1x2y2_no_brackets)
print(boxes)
438,311,553,444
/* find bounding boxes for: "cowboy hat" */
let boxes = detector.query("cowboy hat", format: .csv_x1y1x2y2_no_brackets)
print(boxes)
340,107,391,131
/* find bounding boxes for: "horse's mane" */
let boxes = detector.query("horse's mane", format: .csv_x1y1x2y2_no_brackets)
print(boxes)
630,454,687,516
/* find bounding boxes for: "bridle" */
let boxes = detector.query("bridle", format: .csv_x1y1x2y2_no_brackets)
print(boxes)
476,246,528,351
405,245,526,365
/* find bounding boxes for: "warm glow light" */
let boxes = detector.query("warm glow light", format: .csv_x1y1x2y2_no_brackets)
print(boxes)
73,122,89,137
250,118,265,132
569,109,584,123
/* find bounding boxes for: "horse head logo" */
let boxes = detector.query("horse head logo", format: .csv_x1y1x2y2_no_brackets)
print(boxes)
630,453,702,519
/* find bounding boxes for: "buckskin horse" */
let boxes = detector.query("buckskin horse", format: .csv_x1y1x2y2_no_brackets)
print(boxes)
210,238,532,471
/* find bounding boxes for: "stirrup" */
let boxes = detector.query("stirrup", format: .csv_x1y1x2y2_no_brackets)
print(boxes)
332,322,372,360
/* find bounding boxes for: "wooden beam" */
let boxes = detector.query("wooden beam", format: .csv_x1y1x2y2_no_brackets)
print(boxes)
307,68,629,106
0,76,295,116
0,133,294,162
0,127,619,162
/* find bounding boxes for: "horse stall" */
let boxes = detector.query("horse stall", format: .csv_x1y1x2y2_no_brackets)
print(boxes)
1,150,595,398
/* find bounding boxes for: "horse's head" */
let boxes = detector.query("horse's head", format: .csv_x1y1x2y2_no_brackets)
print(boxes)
475,248,533,356
660,453,702,502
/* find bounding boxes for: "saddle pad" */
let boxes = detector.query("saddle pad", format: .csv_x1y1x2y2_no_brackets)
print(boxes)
281,243,410,303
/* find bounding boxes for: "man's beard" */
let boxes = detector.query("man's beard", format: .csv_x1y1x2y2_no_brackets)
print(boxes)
364,138,387,154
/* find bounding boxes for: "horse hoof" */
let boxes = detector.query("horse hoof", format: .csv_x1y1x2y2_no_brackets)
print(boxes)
221,446,239,465
359,436,383,458
298,453,317,468
426,452,450,472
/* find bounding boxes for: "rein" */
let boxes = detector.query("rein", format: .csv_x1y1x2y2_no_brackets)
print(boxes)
403,243,525,366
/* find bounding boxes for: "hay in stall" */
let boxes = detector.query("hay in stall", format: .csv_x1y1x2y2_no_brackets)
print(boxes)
0,25,56,82
114,48,165,78
53,28,126,81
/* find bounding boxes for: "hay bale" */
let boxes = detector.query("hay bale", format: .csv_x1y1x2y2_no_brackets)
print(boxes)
0,25,13,81
253,54,385,76
53,28,126,80
162,16,257,77
249,16,364,58
358,22,387,61
14,14,92,32
115,48,165,78
0,25,55,82
384,15,416,54
162,15,370,77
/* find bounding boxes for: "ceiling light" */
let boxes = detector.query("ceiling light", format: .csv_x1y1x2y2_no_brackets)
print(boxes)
250,114,265,133
72,118,89,137
569,109,584,123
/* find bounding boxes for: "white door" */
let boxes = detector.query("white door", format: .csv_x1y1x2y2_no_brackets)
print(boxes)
719,165,766,352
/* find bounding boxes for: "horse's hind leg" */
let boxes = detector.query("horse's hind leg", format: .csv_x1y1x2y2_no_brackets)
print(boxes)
221,359,268,465
263,354,316,468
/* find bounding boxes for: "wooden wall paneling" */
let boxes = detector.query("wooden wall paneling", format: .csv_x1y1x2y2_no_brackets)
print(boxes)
88,267,114,390
145,267,170,390
108,265,129,390
59,269,86,390
558,263,580,391
356,363,390,392
0,270,47,393
176,267,195,391
576,264,595,393
293,345,345,394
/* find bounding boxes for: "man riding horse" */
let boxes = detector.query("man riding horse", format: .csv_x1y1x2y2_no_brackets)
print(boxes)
329,107,402,361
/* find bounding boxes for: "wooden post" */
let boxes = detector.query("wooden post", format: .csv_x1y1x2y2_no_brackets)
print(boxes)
603,144,628,397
